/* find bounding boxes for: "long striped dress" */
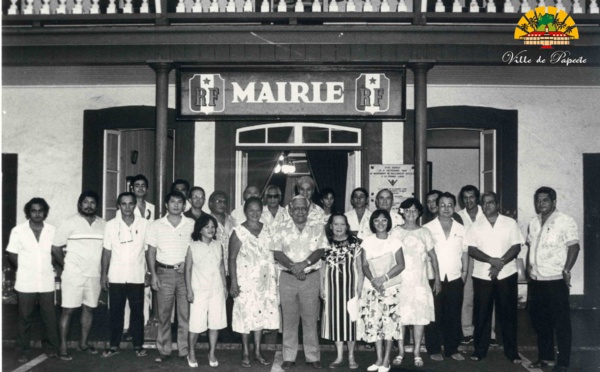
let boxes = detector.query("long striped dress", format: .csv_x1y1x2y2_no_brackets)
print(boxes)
320,236,362,342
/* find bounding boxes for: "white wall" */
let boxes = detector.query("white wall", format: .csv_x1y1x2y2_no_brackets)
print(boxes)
2,85,173,226
194,121,216,199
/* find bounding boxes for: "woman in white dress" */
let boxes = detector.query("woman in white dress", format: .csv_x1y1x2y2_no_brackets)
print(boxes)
358,209,406,372
229,197,279,368
185,214,227,368
391,198,441,368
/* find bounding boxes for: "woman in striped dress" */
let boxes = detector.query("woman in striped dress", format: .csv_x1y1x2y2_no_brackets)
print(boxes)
320,213,363,369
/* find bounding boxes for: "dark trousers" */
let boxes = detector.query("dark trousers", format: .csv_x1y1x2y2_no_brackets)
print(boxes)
472,273,519,360
424,277,464,356
17,291,59,354
109,283,145,348
528,279,572,368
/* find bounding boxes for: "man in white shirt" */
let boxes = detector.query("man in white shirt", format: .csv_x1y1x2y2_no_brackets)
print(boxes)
358,189,403,239
287,176,325,227
7,198,59,362
345,187,371,236
231,185,260,226
465,192,523,364
131,174,155,221
456,185,485,345
146,191,195,362
52,191,106,360
261,185,288,228
526,187,580,372
273,196,327,370
100,192,149,357
424,192,468,362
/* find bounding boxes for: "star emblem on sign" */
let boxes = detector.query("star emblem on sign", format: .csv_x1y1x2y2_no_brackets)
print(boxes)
203,78,211,84
369,77,376,84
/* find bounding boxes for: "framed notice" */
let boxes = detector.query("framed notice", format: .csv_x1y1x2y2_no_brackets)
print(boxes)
368,164,414,213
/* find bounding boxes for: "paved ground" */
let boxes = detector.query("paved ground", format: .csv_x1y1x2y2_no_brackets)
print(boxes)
2,302,599,372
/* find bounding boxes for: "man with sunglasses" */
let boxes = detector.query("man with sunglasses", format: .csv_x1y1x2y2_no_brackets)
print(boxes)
262,185,288,228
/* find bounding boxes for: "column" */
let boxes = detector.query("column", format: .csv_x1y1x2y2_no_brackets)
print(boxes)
149,61,174,218
409,62,434,205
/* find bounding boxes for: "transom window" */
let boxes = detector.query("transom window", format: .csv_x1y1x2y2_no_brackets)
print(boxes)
236,123,361,147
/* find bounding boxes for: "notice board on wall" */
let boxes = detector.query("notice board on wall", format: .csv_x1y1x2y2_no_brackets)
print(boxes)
368,164,414,213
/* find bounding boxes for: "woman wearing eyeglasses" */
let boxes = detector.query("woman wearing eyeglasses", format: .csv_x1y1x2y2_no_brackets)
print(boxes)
391,198,441,368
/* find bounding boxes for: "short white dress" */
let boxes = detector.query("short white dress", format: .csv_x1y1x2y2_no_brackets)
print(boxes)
188,239,227,333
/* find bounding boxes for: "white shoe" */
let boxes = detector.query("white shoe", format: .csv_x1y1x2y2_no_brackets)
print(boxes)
367,363,381,371
378,365,391,372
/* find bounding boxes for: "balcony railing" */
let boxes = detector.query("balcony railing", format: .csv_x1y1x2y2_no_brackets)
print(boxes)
3,0,599,26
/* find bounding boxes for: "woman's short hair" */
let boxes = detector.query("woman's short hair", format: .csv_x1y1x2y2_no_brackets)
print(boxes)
191,214,218,241
369,209,393,233
320,188,335,199
243,196,263,213
24,197,50,219
325,212,349,241
399,198,424,217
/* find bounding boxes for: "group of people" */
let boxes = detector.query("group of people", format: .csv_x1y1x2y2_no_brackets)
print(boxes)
7,172,579,372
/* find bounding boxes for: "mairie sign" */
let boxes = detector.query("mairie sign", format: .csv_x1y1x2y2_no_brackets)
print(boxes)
177,68,405,120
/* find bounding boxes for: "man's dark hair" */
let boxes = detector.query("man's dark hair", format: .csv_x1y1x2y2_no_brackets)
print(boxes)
117,192,137,207
534,186,557,202
78,191,100,206
189,186,206,197
164,191,186,205
459,185,480,202
170,179,190,193
481,191,500,205
351,187,368,200
369,209,393,233
24,197,50,219
426,189,442,203
437,192,457,206
130,174,149,188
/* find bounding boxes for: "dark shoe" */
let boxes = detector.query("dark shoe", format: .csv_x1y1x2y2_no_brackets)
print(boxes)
78,345,98,354
58,353,73,361
470,354,483,361
552,366,568,372
364,343,374,349
528,359,555,368
309,361,323,369
490,339,499,347
45,352,58,359
17,354,29,363
282,361,296,369
122,332,133,342
134,348,148,357
154,354,170,363
101,348,121,358
460,335,474,345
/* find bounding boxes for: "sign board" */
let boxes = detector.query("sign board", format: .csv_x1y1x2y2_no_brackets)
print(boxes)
368,164,414,213
177,66,406,120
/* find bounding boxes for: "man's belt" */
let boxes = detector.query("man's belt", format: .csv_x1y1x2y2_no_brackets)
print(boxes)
157,261,178,269
281,268,318,275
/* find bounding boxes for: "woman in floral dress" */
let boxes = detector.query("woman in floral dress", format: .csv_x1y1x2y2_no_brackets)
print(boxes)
358,209,406,372
320,213,363,369
391,198,441,368
229,197,279,368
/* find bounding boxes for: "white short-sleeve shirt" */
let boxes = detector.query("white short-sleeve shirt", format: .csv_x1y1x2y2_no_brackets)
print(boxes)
104,213,149,284
464,214,524,281
134,201,155,221
345,208,372,233
7,222,56,293
361,234,403,290
358,211,404,240
424,218,467,281
145,215,195,265
53,214,106,278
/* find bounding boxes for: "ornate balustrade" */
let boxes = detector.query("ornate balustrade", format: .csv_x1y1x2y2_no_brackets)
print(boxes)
2,0,598,26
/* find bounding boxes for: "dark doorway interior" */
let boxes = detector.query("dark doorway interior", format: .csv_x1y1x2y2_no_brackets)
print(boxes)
2,153,18,299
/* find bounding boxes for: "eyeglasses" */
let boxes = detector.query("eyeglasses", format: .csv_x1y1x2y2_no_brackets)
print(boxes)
266,194,281,199
215,199,227,204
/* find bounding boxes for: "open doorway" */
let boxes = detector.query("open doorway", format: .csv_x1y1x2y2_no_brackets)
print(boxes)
427,128,496,208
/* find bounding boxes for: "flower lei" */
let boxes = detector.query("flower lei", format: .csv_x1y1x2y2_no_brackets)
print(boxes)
324,238,359,269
